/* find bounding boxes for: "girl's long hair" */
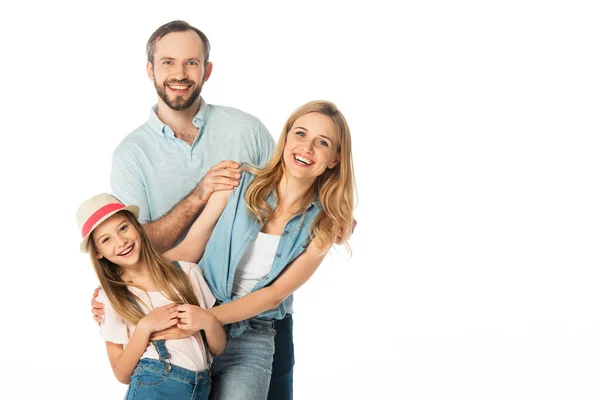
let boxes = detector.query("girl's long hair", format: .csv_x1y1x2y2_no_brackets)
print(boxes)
244,100,355,251
88,211,200,324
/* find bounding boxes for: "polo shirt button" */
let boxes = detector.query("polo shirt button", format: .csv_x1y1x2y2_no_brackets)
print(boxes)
276,254,281,258
283,230,289,235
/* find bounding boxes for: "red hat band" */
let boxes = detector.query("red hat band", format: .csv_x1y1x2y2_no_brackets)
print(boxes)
81,203,125,238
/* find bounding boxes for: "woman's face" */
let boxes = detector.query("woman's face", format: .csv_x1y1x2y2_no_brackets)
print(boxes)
283,112,340,181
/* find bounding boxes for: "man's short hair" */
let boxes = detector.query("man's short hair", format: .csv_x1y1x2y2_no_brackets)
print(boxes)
146,20,211,65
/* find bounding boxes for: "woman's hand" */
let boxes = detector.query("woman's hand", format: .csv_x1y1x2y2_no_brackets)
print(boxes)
176,304,218,331
177,304,227,355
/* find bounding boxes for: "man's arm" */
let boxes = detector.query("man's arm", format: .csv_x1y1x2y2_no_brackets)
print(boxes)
144,160,241,252
112,147,241,253
142,187,206,253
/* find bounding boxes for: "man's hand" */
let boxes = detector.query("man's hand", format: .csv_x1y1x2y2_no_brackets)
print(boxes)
91,286,105,325
195,160,241,203
150,326,196,341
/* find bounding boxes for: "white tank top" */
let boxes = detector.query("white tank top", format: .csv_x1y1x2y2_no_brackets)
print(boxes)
232,232,281,296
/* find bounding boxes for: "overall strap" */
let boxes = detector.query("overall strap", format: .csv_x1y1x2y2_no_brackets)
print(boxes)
151,340,173,372
128,292,173,371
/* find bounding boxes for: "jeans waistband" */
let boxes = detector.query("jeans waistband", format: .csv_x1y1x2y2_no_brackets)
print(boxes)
136,358,210,385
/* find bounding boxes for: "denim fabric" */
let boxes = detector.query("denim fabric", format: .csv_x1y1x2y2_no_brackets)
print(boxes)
200,171,321,338
126,358,211,400
268,314,295,400
209,317,276,400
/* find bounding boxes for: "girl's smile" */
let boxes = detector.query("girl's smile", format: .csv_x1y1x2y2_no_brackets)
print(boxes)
117,242,135,257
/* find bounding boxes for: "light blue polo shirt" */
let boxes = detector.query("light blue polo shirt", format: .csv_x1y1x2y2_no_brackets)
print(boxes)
110,97,275,223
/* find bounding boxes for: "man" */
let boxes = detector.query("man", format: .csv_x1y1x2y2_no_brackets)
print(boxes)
112,21,274,253
92,20,294,399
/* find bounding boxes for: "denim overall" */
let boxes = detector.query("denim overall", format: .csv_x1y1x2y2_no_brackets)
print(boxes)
125,262,212,400
125,339,211,400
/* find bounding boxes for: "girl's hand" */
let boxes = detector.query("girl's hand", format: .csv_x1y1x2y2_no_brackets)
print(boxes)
138,303,179,335
150,326,196,341
176,304,217,331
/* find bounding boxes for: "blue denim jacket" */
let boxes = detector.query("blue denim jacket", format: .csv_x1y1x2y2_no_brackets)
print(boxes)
199,170,322,338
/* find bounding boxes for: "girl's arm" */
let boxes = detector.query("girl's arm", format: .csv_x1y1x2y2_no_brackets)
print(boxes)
209,241,328,325
105,324,153,384
164,189,231,263
105,304,179,384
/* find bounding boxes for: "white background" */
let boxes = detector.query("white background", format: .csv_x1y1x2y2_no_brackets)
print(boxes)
1,1,599,399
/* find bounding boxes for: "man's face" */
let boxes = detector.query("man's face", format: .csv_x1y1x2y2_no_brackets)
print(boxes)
147,30,213,111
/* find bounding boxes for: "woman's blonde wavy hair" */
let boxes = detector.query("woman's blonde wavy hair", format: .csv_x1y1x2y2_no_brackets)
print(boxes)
244,100,355,252
87,211,200,324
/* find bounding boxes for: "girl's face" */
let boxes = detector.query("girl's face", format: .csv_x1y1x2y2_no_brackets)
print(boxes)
92,213,142,268
283,112,340,181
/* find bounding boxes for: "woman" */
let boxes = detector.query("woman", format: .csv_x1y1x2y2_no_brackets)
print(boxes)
162,99,356,399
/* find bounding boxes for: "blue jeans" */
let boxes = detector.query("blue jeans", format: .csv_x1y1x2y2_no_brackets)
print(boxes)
210,317,276,400
126,358,211,400
268,314,294,400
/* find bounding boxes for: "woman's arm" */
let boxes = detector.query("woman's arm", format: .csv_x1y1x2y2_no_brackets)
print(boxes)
176,304,227,355
164,189,231,263
200,317,227,356
209,241,328,325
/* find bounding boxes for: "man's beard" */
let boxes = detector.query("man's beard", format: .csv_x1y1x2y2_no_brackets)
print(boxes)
154,77,203,111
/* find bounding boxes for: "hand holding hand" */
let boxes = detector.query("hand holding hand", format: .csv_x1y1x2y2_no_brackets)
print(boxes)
176,304,217,331
195,160,241,203
138,303,179,335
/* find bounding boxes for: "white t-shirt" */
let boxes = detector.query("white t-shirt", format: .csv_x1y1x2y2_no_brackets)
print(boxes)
232,232,281,297
97,261,216,372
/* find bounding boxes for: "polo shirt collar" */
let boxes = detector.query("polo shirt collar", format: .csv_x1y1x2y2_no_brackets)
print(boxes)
147,96,209,138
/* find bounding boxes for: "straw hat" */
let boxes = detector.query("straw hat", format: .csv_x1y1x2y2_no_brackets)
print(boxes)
76,193,140,252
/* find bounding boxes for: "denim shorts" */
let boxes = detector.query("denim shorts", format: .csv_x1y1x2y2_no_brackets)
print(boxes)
125,358,211,400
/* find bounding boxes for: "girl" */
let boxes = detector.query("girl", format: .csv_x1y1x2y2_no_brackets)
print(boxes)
160,99,356,399
76,193,226,399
